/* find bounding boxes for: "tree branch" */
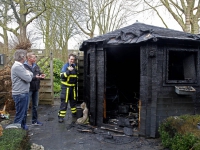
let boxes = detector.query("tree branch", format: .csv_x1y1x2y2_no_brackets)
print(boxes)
144,0,168,28
0,21,19,35
161,0,185,29
25,2,46,27
9,0,21,24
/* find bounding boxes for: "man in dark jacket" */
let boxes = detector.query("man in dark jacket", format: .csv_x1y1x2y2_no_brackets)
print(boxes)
24,52,46,125
58,53,78,123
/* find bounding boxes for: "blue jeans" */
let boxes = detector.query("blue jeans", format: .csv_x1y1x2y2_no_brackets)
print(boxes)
28,90,39,123
12,93,29,129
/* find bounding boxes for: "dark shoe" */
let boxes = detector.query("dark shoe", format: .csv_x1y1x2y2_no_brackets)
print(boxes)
72,116,77,123
72,113,76,117
32,121,43,126
23,125,29,130
58,118,64,123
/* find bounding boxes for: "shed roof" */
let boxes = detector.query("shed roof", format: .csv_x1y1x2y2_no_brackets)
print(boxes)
80,22,200,50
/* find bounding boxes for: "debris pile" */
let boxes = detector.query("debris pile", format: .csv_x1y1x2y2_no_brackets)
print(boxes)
75,124,137,144
31,143,44,150
0,65,15,112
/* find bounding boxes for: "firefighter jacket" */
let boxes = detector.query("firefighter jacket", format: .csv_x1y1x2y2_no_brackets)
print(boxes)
60,63,78,87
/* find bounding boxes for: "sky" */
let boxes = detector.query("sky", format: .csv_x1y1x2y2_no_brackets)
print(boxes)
0,4,183,50
66,3,183,50
66,13,182,50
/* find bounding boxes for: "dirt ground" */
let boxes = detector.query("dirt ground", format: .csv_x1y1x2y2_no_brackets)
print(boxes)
1,99,168,150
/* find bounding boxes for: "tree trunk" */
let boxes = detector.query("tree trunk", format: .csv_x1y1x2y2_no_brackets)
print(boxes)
62,41,68,62
3,29,8,54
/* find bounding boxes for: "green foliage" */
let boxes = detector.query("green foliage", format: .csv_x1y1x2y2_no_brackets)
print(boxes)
53,58,64,93
53,82,61,93
37,57,64,95
0,129,30,150
171,133,197,150
158,115,200,150
37,57,51,78
158,118,177,148
54,92,60,98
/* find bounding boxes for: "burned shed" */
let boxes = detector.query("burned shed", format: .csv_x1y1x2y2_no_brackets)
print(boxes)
79,22,200,137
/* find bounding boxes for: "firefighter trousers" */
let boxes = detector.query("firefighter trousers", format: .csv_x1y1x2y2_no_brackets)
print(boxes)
58,86,77,118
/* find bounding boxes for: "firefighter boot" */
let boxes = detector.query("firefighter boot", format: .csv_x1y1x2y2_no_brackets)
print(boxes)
58,117,64,123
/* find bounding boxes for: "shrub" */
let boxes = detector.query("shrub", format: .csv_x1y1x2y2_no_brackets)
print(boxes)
37,57,64,96
158,115,200,150
171,133,197,150
52,58,64,94
0,129,30,150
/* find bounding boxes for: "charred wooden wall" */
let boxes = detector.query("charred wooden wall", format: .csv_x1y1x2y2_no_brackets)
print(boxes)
77,55,84,101
140,42,200,137
83,43,105,126
96,44,105,126
82,41,200,138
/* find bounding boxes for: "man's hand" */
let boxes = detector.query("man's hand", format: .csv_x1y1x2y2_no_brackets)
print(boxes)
36,74,40,78
36,74,46,79
40,74,46,79
68,66,74,71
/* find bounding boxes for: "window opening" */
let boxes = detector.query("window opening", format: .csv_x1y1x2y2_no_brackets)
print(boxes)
167,50,197,84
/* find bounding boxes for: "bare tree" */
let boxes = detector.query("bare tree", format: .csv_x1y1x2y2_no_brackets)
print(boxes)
54,0,79,60
35,0,79,60
0,0,46,45
68,0,118,38
129,0,200,34
97,0,132,35
160,0,200,33
0,1,11,53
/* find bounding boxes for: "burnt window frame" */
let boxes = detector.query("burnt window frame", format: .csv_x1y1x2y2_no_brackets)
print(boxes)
164,48,199,85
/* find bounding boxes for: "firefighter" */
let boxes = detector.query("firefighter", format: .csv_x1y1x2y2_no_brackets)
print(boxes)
58,53,78,123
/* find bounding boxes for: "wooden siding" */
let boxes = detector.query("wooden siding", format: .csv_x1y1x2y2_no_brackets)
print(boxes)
88,45,97,125
77,55,84,101
39,78,54,105
81,41,200,138
139,44,149,136
96,44,105,126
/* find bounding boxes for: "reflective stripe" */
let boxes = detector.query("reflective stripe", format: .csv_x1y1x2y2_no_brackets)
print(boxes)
71,108,76,111
61,81,75,86
71,110,77,113
58,111,66,117
66,75,77,83
59,114,65,117
73,87,76,100
71,107,77,113
61,73,77,86
64,73,67,77
69,75,77,77
60,72,68,77
60,111,66,113
67,76,70,82
65,88,69,103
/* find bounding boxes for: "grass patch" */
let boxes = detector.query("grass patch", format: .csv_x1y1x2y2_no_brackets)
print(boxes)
0,128,30,150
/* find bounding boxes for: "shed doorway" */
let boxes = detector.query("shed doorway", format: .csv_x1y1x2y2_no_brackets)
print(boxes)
104,46,140,129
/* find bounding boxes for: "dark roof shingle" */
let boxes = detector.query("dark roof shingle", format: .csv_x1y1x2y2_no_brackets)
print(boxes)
80,22,200,50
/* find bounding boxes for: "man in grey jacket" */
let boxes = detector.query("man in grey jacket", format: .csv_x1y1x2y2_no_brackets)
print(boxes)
11,49,33,130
